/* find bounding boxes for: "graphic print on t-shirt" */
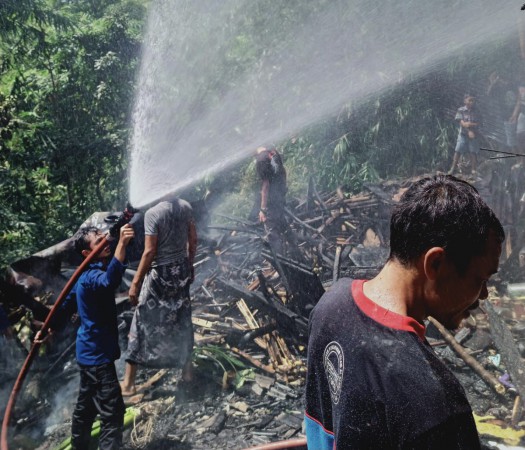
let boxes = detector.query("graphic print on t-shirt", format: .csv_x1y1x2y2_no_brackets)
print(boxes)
323,341,344,404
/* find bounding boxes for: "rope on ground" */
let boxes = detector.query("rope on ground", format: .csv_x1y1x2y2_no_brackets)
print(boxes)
130,407,154,449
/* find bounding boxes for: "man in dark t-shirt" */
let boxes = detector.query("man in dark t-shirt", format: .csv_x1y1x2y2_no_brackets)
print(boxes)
305,175,504,449
255,145,290,256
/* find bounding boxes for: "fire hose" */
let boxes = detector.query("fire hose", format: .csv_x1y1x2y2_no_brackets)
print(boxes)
1,204,137,450
242,437,307,450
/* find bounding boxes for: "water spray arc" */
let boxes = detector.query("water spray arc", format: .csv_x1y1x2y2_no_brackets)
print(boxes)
0,205,138,450
129,0,517,208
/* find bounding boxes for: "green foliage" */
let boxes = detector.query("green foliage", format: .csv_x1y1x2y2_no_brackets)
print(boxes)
233,368,256,390
0,0,147,269
0,0,71,49
0,0,521,270
194,345,246,371
220,27,518,208
193,345,247,388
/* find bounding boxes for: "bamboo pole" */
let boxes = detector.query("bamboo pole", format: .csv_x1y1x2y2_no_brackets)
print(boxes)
236,299,268,350
427,317,505,395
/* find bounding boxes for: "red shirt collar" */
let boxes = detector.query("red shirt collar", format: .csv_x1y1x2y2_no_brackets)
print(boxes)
352,279,426,340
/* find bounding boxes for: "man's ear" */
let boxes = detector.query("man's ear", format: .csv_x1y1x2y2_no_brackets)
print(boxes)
423,247,446,280
81,249,91,259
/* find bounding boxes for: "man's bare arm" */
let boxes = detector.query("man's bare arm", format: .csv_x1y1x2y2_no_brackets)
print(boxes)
188,221,197,265
259,178,270,222
129,234,157,305
113,224,135,263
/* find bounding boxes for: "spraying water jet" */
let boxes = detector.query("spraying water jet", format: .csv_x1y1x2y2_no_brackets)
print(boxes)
129,0,519,208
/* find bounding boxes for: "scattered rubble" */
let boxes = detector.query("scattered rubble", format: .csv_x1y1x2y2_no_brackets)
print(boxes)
3,167,525,449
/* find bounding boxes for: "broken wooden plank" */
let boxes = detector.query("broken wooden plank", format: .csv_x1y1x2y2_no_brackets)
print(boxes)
231,347,275,374
215,277,308,338
333,245,342,283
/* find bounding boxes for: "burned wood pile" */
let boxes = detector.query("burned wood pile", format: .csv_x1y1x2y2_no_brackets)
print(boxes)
186,178,401,385
5,170,525,449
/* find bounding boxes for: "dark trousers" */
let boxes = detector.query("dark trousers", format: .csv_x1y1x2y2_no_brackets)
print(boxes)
71,362,125,450
265,207,303,261
265,208,289,256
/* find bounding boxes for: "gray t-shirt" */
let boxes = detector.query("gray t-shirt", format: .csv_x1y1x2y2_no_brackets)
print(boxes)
144,199,193,267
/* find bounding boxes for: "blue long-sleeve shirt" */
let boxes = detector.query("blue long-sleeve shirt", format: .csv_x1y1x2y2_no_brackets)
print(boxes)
63,257,126,366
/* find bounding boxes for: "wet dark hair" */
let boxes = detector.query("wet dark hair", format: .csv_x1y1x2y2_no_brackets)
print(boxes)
73,226,100,256
389,175,504,274
261,143,277,152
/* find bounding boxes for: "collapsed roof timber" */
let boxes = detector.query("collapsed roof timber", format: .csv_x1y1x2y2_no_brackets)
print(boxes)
2,164,525,449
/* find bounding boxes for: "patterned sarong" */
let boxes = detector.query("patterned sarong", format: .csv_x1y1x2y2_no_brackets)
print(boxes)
126,258,194,368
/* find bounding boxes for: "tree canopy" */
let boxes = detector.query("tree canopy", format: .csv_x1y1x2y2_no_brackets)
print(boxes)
0,0,147,267
0,0,522,268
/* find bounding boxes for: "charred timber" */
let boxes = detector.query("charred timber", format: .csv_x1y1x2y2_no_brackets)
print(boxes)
215,278,308,340
284,208,327,240
238,321,278,349
260,251,315,276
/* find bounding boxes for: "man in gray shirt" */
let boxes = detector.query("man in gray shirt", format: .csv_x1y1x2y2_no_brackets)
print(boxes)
121,198,197,396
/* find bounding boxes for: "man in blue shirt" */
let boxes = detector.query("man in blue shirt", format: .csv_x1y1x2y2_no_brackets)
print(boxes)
62,224,134,450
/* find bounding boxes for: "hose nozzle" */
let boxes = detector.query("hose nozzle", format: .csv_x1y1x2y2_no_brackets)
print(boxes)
108,202,139,239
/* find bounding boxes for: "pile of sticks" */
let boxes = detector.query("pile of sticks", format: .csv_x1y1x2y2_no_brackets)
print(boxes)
188,177,413,382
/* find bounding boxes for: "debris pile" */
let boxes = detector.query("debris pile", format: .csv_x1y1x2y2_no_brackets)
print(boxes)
3,170,525,449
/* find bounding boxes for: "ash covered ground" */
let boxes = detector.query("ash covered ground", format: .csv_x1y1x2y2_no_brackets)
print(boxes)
4,170,525,449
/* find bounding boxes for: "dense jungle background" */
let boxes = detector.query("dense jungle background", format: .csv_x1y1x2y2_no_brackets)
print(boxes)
0,0,523,267
4,2,525,449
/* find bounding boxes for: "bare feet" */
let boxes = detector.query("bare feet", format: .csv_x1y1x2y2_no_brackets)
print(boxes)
120,382,136,396
121,362,138,395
